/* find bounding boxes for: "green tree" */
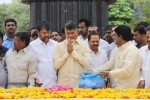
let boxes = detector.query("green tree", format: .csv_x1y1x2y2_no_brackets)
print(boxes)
108,0,133,25
0,1,30,33
127,0,150,29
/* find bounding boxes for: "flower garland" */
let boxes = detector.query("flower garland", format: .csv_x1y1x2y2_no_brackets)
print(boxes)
0,86,150,99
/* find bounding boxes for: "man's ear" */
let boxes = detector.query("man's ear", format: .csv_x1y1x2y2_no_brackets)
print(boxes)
142,34,146,37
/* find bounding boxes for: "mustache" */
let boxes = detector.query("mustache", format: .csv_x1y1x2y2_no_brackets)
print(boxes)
9,28,14,30
93,45,98,46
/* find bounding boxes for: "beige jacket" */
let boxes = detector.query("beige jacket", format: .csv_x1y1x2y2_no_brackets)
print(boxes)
93,41,141,88
53,39,90,87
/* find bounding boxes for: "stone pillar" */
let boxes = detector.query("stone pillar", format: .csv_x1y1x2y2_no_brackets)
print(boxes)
22,0,116,36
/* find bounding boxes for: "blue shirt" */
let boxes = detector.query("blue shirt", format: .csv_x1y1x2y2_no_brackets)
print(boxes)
2,34,14,49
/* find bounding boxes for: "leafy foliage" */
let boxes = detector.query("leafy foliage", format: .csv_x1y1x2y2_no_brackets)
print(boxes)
127,0,150,29
108,0,133,26
0,1,30,33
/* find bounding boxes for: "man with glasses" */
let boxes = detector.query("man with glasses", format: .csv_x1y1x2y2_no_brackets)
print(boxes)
3,18,17,49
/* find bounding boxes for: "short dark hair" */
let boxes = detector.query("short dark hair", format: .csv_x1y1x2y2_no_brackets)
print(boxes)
0,32,3,40
31,31,38,38
136,21,149,28
88,25,100,32
104,25,112,31
134,25,146,35
78,18,91,27
36,21,50,32
115,25,132,41
88,31,100,41
5,18,17,26
31,26,37,30
145,25,150,32
65,21,77,30
15,32,30,47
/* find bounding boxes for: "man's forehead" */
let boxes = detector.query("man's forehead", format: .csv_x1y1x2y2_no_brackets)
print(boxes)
88,27,97,30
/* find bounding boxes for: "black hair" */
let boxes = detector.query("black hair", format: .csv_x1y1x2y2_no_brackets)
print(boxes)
15,32,30,47
145,25,150,32
88,31,100,41
115,25,132,41
5,18,17,26
31,31,38,38
134,25,146,35
104,25,112,31
36,21,50,32
78,18,91,27
136,21,149,28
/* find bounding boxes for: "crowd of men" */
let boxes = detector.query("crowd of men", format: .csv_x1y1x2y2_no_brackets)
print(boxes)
0,18,150,89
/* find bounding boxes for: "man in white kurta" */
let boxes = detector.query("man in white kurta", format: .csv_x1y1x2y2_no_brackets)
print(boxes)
138,26,150,88
29,21,58,87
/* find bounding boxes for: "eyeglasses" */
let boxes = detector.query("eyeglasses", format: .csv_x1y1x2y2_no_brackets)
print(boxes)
105,32,112,34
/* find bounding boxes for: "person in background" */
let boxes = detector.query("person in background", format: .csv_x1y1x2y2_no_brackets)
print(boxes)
29,21,58,87
93,25,141,88
77,18,91,41
60,28,66,41
29,26,38,41
53,21,90,87
50,30,62,42
31,31,38,41
3,18,17,49
136,21,149,28
133,25,147,49
138,26,150,88
0,32,9,60
3,32,37,88
88,32,108,69
0,32,8,88
104,25,114,44
88,25,109,56
108,26,118,59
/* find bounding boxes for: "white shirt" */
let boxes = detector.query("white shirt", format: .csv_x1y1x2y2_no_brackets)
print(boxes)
77,35,109,55
88,49,108,69
108,42,117,59
139,45,150,88
29,38,58,87
4,47,37,88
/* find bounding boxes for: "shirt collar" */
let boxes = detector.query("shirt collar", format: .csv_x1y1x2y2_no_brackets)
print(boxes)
90,49,101,54
120,41,131,50
3,34,8,41
64,39,80,45
3,34,14,41
12,47,28,53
